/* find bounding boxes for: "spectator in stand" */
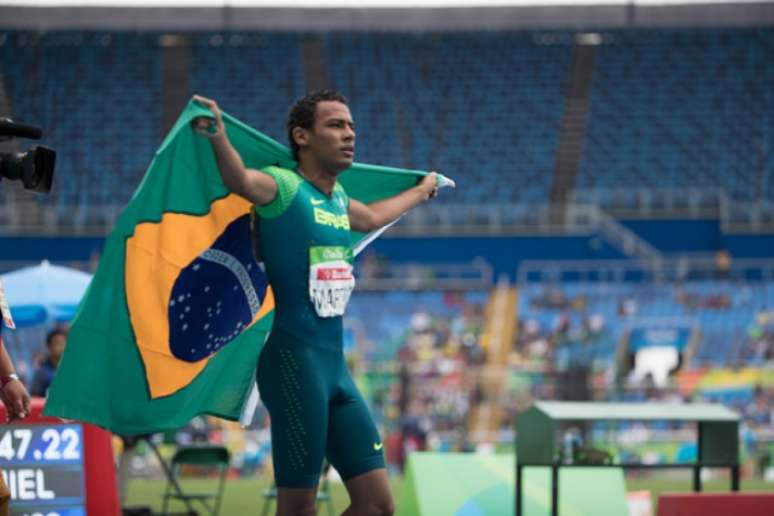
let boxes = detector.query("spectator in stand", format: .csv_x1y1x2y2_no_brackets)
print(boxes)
618,297,638,317
745,385,772,426
30,327,67,397
715,248,732,280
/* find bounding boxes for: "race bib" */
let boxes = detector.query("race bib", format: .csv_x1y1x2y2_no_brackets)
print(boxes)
309,246,355,318
0,279,15,330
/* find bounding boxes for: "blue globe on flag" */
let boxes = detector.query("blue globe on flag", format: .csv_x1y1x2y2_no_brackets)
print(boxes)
168,214,269,362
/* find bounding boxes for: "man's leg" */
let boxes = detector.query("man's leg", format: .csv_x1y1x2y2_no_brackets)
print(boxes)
327,362,392,516
276,487,318,516
342,468,394,516
257,338,331,515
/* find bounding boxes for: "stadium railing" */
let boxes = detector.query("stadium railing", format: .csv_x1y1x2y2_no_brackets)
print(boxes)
571,188,724,218
2,195,772,235
517,257,774,284
0,201,608,235
572,188,774,233
355,261,493,291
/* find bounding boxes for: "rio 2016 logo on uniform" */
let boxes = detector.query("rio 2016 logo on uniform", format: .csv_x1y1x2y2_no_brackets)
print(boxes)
125,195,274,398
313,207,350,231
322,248,345,261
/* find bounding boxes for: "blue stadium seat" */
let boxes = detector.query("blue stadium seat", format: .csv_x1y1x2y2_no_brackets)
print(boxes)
579,29,774,201
1,31,162,223
326,32,571,204
519,280,774,368
4,28,773,221
188,32,305,144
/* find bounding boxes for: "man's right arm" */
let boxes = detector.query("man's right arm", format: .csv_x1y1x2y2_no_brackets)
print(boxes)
208,134,277,206
0,336,30,420
191,95,277,206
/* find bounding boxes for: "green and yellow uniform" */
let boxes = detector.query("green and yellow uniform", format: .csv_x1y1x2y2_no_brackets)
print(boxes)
255,166,384,488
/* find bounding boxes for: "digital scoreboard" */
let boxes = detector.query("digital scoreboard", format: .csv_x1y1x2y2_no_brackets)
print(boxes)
0,423,85,516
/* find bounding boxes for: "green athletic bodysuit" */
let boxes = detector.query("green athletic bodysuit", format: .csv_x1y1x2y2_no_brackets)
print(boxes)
255,166,384,488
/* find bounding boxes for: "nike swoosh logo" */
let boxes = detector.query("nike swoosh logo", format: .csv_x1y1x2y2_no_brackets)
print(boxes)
311,199,325,206
373,442,384,451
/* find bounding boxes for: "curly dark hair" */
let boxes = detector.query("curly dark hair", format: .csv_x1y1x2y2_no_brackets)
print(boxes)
286,89,349,161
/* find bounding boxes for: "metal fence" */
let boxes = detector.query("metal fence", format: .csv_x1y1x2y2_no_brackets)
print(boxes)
3,189,773,236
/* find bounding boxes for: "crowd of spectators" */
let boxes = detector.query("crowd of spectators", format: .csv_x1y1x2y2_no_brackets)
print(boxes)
364,292,486,473
516,288,610,368
8,283,773,481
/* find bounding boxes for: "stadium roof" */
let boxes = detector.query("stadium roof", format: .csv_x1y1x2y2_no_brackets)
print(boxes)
1,0,772,30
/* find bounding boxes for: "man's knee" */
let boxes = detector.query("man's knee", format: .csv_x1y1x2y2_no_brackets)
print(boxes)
277,500,316,516
350,498,395,516
276,487,318,516
376,498,396,516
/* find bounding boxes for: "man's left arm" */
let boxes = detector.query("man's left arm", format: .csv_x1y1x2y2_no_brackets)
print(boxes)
348,172,438,233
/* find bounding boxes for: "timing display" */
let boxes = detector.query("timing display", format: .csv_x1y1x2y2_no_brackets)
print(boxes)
0,424,85,516
0,425,82,463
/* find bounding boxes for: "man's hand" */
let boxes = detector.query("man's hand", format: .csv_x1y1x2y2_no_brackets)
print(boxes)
1,379,30,422
350,171,441,232
188,94,278,206
417,172,439,200
191,94,225,139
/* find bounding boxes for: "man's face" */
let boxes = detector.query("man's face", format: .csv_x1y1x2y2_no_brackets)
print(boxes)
49,334,66,363
303,101,356,174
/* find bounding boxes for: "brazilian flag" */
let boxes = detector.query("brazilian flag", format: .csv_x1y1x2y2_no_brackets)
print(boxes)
43,100,448,435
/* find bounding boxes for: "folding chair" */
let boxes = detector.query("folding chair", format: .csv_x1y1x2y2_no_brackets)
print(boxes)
260,460,335,516
161,445,230,516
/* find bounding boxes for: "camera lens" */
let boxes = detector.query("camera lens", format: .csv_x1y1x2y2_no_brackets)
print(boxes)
24,146,56,193
0,146,56,193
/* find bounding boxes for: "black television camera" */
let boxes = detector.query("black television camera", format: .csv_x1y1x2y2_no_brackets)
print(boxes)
0,118,55,193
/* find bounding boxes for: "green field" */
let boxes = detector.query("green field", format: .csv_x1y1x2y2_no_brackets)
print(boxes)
125,475,402,514
125,472,772,515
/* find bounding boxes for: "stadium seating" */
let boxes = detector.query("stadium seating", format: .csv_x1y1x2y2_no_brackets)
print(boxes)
326,32,571,204
3,28,774,221
580,29,774,201
188,32,305,144
0,31,162,225
346,290,488,360
518,280,774,369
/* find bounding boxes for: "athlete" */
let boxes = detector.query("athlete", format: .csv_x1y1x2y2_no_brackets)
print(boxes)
192,90,438,516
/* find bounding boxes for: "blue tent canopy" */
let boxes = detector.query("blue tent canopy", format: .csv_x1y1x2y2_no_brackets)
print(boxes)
0,261,93,328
